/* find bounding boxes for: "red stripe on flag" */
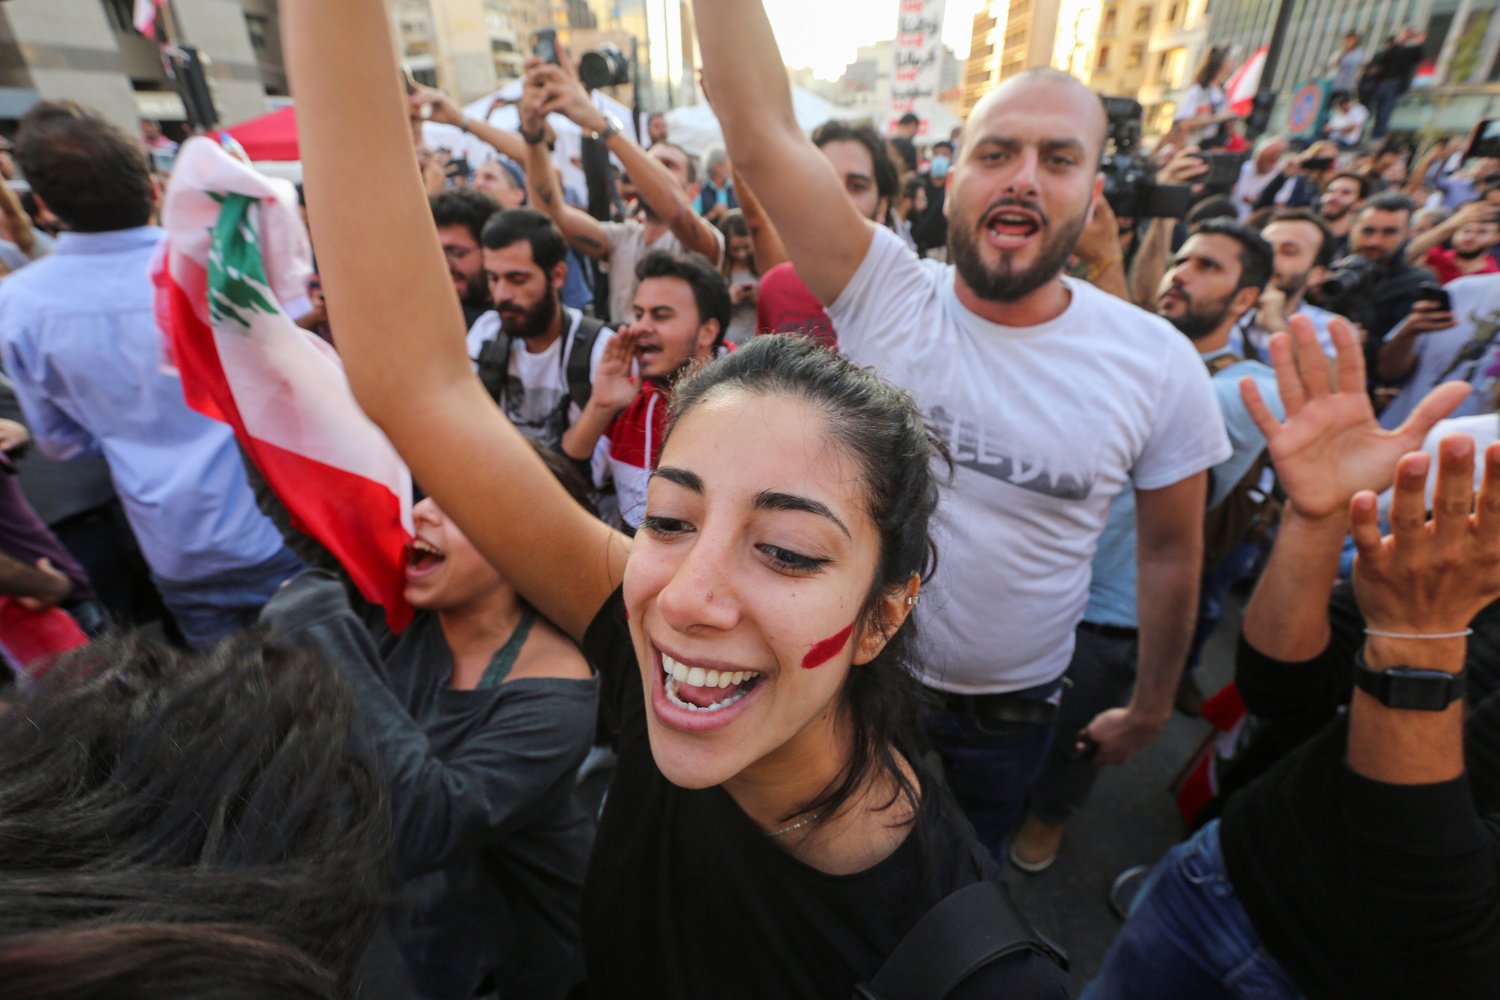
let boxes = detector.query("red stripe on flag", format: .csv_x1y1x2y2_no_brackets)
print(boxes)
155,257,414,633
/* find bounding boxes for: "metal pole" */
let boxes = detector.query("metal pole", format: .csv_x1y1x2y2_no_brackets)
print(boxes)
1261,0,1299,92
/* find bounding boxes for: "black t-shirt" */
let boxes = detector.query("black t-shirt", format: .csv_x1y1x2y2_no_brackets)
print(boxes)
579,589,1067,999
1218,585,1500,1000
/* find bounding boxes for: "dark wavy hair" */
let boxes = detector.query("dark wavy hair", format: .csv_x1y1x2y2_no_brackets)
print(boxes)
0,923,338,1000
811,119,901,209
667,334,947,830
0,632,389,989
14,100,154,233
636,249,733,348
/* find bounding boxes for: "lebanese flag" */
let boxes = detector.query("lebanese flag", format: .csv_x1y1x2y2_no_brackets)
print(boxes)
1226,46,1267,117
154,137,415,632
133,0,162,36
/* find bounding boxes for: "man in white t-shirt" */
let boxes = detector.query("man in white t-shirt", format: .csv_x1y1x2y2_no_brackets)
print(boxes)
700,0,1231,861
1324,94,1369,148
518,56,723,327
467,208,615,451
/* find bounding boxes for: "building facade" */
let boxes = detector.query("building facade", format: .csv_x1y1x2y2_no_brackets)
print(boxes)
1205,0,1500,134
959,0,1070,114
0,0,283,133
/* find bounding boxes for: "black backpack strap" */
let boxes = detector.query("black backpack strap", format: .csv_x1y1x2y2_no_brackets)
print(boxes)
566,313,608,412
854,880,1067,1000
475,333,512,406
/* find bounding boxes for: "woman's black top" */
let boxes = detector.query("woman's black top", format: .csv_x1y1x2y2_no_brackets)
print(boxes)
263,571,599,1000
1219,583,1500,1000
579,588,1068,999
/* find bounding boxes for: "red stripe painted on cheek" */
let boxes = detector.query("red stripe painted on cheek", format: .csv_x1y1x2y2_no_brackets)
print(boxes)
801,622,855,669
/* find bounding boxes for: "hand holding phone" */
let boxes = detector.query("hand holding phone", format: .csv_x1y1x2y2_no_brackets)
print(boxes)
532,28,560,66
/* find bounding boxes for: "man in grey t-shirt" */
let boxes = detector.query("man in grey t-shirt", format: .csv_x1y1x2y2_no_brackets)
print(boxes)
518,56,723,326
1329,32,1365,95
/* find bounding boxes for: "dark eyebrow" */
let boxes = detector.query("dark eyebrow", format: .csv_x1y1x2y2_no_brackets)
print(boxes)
844,172,873,185
1039,138,1087,158
651,466,702,493
753,490,851,539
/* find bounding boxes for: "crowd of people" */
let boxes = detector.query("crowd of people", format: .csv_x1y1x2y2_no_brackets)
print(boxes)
0,1,1496,998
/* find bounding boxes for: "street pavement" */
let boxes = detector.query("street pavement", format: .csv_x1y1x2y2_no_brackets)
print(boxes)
1004,595,1244,995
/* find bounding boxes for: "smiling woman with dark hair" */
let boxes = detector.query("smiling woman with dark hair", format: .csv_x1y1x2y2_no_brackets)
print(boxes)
278,0,1068,995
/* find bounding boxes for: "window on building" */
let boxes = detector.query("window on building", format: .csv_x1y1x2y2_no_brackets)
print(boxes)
1128,43,1144,69
103,0,135,33
411,67,437,88
244,13,269,52
1097,45,1111,69
1135,6,1152,31
1103,7,1117,33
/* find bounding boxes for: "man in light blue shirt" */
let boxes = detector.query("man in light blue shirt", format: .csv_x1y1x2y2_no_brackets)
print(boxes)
1013,219,1285,871
0,100,298,645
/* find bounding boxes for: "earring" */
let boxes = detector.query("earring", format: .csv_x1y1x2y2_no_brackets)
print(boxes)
905,595,920,606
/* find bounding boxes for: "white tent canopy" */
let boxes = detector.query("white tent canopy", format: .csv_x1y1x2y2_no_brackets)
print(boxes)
663,87,864,157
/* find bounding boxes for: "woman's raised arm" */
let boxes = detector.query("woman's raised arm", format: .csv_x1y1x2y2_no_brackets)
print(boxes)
281,0,626,640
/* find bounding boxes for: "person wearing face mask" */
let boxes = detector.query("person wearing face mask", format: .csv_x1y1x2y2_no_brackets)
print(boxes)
913,139,952,257
283,1,1070,992
262,443,599,1000
562,250,731,529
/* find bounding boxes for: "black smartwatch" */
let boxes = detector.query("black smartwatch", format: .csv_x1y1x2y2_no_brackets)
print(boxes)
1354,647,1466,711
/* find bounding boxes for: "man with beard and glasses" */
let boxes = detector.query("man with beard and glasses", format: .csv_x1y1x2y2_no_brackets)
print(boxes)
1231,208,1345,360
1317,172,1372,258
1404,200,1500,285
755,119,902,349
432,188,502,331
518,56,722,329
1013,219,1284,871
467,208,616,450
561,251,729,530
699,0,1231,864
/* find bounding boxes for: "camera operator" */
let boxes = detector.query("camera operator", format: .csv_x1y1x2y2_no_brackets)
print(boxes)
1232,208,1345,359
1127,147,1211,308
1311,192,1434,371
1253,142,1340,212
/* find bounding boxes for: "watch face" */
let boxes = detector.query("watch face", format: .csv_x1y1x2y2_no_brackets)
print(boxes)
1381,668,1459,711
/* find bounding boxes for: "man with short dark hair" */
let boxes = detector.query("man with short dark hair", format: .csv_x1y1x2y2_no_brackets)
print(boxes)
755,119,903,348
1318,171,1372,256
1320,192,1434,364
1404,199,1500,284
646,112,669,146
467,208,616,450
1236,207,1344,358
562,250,729,528
1014,219,1285,870
702,0,1231,863
431,187,501,330
889,112,920,173
0,101,301,645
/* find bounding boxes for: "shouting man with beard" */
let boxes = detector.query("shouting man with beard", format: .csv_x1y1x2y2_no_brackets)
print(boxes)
699,0,1232,864
467,208,615,450
561,251,730,530
432,188,502,330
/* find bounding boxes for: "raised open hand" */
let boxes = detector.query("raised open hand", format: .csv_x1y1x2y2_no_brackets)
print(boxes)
1351,436,1500,637
1240,314,1470,521
590,329,641,413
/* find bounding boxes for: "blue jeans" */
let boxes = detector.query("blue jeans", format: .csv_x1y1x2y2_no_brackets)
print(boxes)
1083,822,1307,1000
1371,80,1401,139
152,547,303,648
924,685,1058,867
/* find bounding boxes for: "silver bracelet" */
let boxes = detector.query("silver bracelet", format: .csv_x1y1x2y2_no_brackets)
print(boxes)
1364,628,1473,640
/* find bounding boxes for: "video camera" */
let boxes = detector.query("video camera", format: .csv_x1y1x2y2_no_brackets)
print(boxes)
1309,253,1378,328
1099,96,1192,220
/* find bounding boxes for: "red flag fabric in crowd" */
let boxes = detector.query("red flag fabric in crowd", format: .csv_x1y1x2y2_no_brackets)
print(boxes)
133,0,163,35
153,137,416,632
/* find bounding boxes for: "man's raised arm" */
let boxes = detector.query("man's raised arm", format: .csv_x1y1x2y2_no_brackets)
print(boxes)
694,0,873,305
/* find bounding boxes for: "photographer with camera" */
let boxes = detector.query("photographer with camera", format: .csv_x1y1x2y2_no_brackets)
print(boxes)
1312,193,1434,370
